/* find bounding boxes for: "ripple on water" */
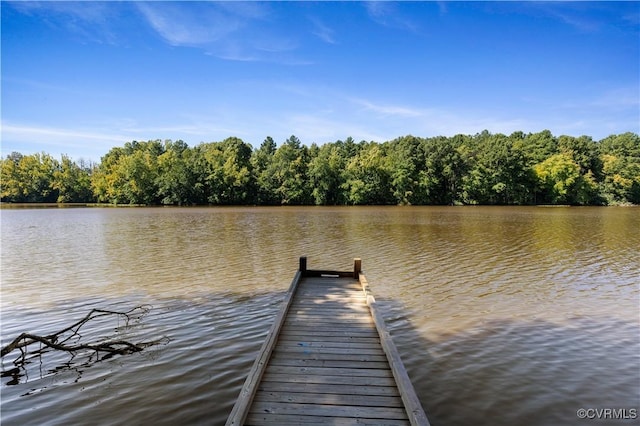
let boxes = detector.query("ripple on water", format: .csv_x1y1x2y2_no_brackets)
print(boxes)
2,206,638,425
391,316,640,426
1,293,283,426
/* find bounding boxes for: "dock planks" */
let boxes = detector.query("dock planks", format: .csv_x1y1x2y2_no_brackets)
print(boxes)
226,258,429,426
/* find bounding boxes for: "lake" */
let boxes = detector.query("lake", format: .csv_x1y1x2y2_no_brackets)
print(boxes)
1,206,638,425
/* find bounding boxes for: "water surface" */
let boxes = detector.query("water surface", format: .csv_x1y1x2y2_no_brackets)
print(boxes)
1,206,638,425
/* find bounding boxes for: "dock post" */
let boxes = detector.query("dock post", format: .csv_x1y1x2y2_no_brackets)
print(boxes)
354,258,362,279
299,256,307,275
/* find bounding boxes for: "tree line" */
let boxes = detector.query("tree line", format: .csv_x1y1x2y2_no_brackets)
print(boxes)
1,130,639,206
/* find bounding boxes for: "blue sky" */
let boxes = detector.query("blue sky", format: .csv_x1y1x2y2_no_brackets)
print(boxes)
2,1,639,162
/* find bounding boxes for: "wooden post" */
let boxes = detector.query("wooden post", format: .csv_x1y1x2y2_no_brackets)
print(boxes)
299,256,307,275
353,258,362,279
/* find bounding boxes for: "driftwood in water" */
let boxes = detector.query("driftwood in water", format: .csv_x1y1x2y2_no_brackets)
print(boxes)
1,306,169,366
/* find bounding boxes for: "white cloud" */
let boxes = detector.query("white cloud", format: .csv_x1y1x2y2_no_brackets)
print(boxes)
349,98,425,118
119,115,244,140
0,118,249,160
2,77,87,95
2,123,129,143
341,94,541,139
7,1,124,45
136,3,240,46
254,84,539,141
136,2,301,63
364,2,391,22
364,2,418,32
509,2,638,34
588,87,640,110
263,111,387,145
1,122,133,160
254,35,299,54
309,17,337,44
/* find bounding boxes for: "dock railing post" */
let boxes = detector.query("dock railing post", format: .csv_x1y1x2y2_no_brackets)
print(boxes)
299,256,307,276
354,258,362,279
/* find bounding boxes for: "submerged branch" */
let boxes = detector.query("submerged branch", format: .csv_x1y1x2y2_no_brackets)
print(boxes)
1,306,168,365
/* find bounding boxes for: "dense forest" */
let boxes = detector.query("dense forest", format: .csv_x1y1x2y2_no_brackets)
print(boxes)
1,130,639,206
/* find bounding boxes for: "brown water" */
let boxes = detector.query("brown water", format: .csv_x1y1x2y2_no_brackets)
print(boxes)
1,206,638,425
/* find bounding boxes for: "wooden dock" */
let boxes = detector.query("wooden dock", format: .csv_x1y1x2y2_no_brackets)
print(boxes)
226,257,429,426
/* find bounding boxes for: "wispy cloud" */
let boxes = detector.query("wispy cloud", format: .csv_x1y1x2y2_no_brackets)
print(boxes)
551,85,640,114
2,123,130,143
349,98,425,118
256,84,536,142
309,16,337,44
7,1,124,45
7,2,315,64
547,85,640,137
270,112,389,144
119,114,244,140
338,92,541,139
136,2,241,47
512,2,638,34
2,77,89,95
1,122,134,160
588,87,640,110
539,6,602,32
364,2,418,32
0,118,246,159
136,2,300,63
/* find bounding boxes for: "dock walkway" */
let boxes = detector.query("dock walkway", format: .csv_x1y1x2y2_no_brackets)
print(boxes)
227,258,429,426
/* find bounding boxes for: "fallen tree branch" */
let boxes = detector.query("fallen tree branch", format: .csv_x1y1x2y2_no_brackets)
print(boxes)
1,306,169,367
2,333,167,357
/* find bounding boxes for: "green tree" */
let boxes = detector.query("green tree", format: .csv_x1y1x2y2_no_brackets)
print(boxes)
533,153,597,204
118,149,159,204
195,137,254,204
52,154,94,202
343,142,393,205
558,135,602,178
0,152,59,202
462,132,533,204
220,137,254,204
91,146,125,203
6,130,638,206
307,142,348,205
341,136,360,158
264,135,311,204
91,140,163,204
599,132,640,158
599,132,640,204
419,135,469,205
1,152,24,202
522,130,558,166
251,136,278,204
388,136,424,205
156,140,195,205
